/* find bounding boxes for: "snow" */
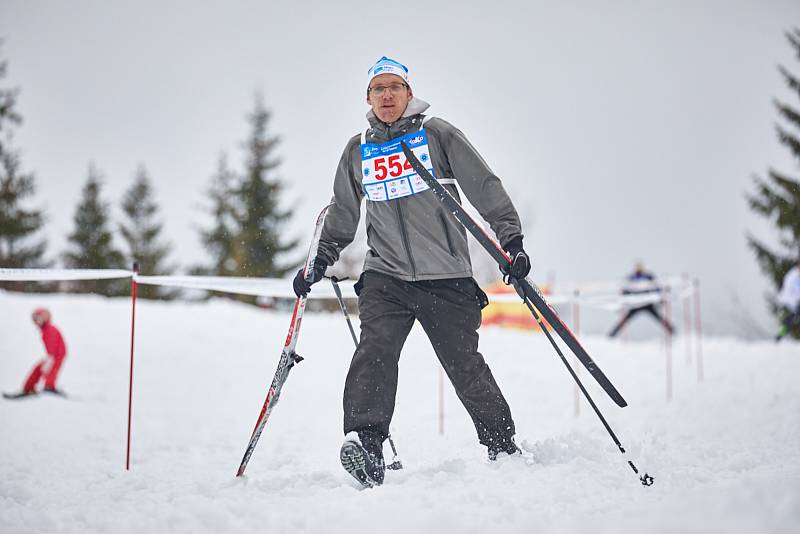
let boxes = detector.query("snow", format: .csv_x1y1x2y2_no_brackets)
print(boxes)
1,291,799,533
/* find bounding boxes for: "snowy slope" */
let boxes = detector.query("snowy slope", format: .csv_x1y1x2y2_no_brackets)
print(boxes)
1,291,798,534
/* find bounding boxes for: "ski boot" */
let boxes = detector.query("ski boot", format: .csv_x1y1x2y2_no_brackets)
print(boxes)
340,431,385,488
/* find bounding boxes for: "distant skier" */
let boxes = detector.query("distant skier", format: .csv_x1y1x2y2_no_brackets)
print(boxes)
293,56,531,487
3,308,68,399
775,259,800,342
608,262,674,338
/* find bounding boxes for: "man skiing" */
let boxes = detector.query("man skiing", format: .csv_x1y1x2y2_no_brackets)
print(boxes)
775,258,800,342
608,262,674,338
292,56,531,487
3,308,68,399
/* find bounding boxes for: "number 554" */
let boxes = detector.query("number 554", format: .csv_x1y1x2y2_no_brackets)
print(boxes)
374,155,413,180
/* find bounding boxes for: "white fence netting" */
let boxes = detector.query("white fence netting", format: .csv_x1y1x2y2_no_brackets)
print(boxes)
0,268,697,309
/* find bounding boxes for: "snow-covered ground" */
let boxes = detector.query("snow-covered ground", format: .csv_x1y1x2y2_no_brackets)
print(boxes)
1,291,798,534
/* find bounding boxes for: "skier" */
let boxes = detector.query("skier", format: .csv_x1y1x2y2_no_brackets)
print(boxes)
775,258,800,342
608,262,674,338
3,308,68,399
292,56,531,487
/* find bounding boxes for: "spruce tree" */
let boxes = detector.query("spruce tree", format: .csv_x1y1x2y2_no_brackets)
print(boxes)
0,44,49,291
0,148,48,268
119,165,176,299
0,43,22,150
748,28,800,336
234,94,298,281
63,165,126,295
196,153,239,277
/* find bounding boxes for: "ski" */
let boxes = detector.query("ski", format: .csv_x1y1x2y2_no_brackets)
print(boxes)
3,391,38,400
401,142,627,408
236,204,331,477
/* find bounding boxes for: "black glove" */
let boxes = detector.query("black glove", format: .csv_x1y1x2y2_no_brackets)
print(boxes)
292,257,328,297
501,236,531,281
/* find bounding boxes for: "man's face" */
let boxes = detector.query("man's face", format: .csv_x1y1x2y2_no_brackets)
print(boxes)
367,73,413,124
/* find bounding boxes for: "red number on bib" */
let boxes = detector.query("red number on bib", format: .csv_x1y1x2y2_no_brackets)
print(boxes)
374,157,387,180
388,154,403,177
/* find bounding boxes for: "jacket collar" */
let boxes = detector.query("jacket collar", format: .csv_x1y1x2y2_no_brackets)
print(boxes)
365,97,430,140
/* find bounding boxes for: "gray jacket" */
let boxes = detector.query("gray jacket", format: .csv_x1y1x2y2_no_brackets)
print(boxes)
318,97,522,281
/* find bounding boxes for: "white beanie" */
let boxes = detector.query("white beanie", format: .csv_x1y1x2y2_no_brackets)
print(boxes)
367,56,410,88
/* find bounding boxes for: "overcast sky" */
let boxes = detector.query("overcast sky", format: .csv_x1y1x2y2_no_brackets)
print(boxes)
1,0,799,337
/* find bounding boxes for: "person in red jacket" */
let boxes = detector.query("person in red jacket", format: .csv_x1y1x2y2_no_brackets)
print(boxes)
3,308,68,399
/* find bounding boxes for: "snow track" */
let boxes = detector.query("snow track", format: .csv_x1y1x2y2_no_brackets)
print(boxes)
1,292,798,533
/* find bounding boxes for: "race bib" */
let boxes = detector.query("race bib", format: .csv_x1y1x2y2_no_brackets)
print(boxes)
360,129,436,202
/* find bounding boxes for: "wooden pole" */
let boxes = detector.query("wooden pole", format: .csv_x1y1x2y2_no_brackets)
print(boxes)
664,285,673,402
694,278,704,383
683,274,692,365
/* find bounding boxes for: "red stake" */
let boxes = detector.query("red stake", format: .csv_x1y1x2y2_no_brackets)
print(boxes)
126,263,139,470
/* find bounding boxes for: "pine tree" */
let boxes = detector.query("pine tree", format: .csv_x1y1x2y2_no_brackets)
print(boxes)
0,148,48,268
0,42,22,151
195,95,299,303
0,43,49,291
233,94,298,281
196,153,239,277
119,165,176,299
63,165,126,295
748,28,800,337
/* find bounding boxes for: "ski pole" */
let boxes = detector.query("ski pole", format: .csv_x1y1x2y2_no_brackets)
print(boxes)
327,275,403,471
386,434,403,470
400,142,626,407
511,279,654,486
328,275,359,346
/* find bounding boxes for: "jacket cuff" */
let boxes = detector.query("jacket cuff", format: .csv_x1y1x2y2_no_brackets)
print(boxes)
502,235,524,253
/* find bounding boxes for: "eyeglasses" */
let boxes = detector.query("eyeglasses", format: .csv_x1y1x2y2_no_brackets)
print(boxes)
368,83,409,96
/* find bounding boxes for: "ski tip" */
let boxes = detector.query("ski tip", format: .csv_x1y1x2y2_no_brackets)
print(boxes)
236,457,250,478
600,380,627,407
2,391,38,400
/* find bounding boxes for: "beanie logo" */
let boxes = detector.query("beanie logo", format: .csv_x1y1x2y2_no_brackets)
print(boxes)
367,56,410,87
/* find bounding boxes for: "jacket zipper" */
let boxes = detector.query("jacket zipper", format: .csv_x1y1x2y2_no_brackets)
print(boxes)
394,200,417,280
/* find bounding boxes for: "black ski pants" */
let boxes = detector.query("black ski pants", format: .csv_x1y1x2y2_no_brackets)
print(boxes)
608,303,674,338
343,271,515,449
